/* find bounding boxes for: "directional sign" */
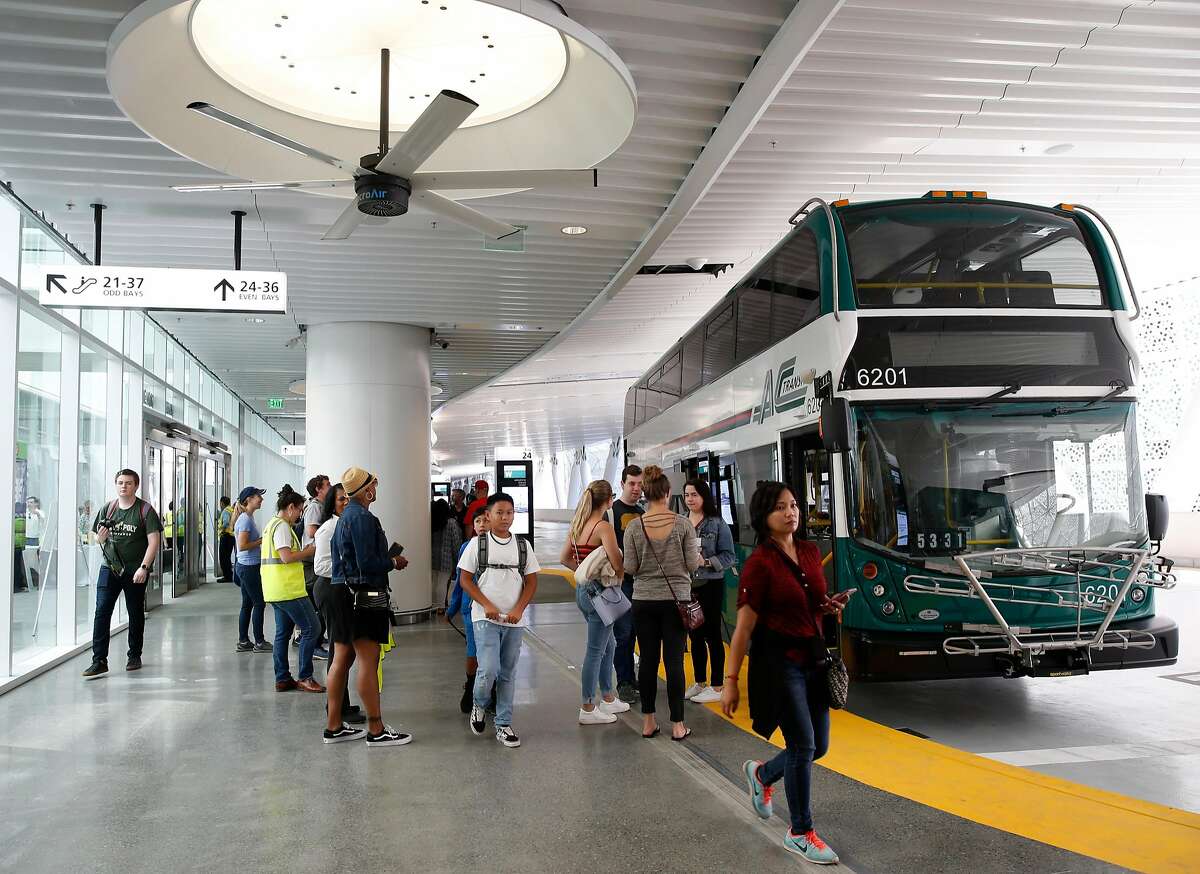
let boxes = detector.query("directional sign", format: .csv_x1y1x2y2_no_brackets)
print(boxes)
31,264,287,313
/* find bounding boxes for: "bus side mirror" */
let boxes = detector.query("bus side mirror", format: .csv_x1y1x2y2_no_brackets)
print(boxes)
819,398,853,453
1145,493,1168,544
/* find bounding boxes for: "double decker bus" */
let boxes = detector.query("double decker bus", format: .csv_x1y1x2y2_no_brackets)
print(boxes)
624,192,1178,680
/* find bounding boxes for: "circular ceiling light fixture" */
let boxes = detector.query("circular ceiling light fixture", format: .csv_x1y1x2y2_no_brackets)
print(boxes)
560,225,587,235
288,379,306,395
108,1,636,186
430,384,445,396
190,0,567,130
1044,143,1075,155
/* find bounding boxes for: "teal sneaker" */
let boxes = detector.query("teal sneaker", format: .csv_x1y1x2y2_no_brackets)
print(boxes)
783,830,839,865
742,760,774,819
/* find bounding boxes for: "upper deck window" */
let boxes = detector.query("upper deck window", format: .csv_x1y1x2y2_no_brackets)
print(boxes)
842,202,1105,310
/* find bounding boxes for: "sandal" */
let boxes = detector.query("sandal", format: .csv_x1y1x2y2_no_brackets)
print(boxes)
671,728,693,742
642,728,660,739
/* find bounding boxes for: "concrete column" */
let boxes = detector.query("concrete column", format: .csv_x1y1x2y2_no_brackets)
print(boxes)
305,322,431,619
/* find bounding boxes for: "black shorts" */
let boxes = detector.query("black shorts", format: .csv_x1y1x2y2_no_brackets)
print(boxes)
314,577,390,645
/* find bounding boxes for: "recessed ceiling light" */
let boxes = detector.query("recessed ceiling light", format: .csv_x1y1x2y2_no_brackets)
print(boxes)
246,316,265,323
560,225,587,235
1044,143,1075,155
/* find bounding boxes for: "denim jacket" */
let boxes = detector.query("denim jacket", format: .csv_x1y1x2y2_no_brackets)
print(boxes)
692,515,736,585
331,500,394,588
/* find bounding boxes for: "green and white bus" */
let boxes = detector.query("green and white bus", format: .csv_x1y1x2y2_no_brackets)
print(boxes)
624,192,1178,680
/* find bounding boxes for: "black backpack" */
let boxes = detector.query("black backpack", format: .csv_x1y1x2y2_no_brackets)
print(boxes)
476,532,529,581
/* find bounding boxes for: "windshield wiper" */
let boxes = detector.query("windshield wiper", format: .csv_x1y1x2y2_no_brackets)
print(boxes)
970,383,1022,409
982,469,1054,492
997,380,1128,418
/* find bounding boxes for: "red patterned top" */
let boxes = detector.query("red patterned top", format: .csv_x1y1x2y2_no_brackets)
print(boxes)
737,537,828,663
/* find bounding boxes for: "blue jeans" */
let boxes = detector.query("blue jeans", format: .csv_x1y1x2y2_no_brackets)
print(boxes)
235,563,265,645
759,662,831,834
576,583,616,704
612,577,636,684
473,620,524,727
91,566,146,662
271,596,320,682
462,607,477,659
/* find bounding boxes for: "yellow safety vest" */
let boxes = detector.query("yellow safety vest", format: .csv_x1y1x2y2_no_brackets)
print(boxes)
260,515,306,602
163,510,175,538
217,507,234,536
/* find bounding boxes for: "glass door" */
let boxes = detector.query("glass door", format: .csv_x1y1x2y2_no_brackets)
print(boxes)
143,442,166,610
202,458,218,582
173,451,189,596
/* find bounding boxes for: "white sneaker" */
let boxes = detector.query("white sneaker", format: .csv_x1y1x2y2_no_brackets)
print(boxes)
684,683,706,700
579,707,617,725
598,697,630,714
692,686,722,704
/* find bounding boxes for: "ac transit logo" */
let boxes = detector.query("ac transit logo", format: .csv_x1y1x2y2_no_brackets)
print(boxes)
752,356,808,424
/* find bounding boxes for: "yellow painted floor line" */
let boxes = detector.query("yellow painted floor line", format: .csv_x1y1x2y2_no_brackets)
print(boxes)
546,573,1200,869
671,646,1200,874
539,567,576,582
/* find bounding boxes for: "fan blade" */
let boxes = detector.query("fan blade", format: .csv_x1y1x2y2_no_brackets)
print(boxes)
187,102,353,172
375,90,478,178
321,199,368,241
409,169,598,193
410,189,518,239
173,179,350,193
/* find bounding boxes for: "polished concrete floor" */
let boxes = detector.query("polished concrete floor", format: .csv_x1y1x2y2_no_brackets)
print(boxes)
0,577,1135,874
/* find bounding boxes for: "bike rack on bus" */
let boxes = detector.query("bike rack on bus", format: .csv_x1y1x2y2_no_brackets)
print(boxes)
1068,204,1141,321
789,197,839,322
902,547,1175,667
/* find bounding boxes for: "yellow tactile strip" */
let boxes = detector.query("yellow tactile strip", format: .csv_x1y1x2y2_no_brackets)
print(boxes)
544,568,1200,871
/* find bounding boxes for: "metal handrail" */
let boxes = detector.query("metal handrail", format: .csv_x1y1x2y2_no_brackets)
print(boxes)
1070,203,1140,321
789,197,840,321
942,628,1158,657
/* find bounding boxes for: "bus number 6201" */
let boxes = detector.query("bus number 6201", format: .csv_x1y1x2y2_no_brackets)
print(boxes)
857,367,908,387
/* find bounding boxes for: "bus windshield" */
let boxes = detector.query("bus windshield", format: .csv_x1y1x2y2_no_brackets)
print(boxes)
852,402,1146,558
841,202,1107,310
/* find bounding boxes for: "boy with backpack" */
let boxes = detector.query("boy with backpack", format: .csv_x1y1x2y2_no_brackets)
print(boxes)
456,492,540,748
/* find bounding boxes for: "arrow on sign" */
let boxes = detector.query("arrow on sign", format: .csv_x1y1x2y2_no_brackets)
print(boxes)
46,274,68,295
214,278,234,302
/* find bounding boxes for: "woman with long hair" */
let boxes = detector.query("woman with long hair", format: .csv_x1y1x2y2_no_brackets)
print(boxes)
721,481,850,864
622,465,701,740
313,483,366,730
682,478,737,704
560,479,629,725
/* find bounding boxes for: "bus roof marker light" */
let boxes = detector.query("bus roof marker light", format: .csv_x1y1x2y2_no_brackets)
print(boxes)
862,562,879,581
833,198,849,207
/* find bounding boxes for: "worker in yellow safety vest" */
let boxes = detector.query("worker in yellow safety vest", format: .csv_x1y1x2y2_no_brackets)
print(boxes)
217,497,235,582
260,486,324,693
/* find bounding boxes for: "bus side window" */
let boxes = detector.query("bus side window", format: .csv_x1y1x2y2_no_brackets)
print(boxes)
772,226,821,342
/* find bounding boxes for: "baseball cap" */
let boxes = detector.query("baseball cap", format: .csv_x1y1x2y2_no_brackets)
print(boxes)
237,486,266,503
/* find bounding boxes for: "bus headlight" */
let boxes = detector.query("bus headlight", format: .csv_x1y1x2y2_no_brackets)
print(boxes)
872,584,887,598
881,601,896,616
1130,587,1146,603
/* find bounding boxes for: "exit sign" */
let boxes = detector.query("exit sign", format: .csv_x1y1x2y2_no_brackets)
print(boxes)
267,398,284,410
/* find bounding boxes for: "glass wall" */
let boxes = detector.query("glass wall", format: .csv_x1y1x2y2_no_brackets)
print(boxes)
0,188,302,685
14,308,63,668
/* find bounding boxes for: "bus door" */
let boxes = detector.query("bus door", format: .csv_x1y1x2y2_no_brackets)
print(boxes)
677,452,719,514
781,430,834,564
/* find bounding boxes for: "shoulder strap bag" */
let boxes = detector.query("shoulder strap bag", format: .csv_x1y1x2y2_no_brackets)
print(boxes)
643,522,704,632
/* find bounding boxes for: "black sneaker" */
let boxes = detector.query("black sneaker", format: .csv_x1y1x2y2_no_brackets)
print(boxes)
252,642,272,654
459,676,475,714
82,660,108,680
617,682,640,703
235,640,254,653
495,725,521,748
469,704,486,735
365,725,412,748
126,657,142,672
323,723,367,745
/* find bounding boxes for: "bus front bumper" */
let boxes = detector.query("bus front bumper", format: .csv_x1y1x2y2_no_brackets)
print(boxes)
843,614,1179,681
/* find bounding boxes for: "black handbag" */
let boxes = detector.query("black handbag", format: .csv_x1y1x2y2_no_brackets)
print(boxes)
825,652,850,709
352,587,392,612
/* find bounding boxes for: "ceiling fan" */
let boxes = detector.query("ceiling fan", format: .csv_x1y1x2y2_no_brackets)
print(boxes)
174,48,597,241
